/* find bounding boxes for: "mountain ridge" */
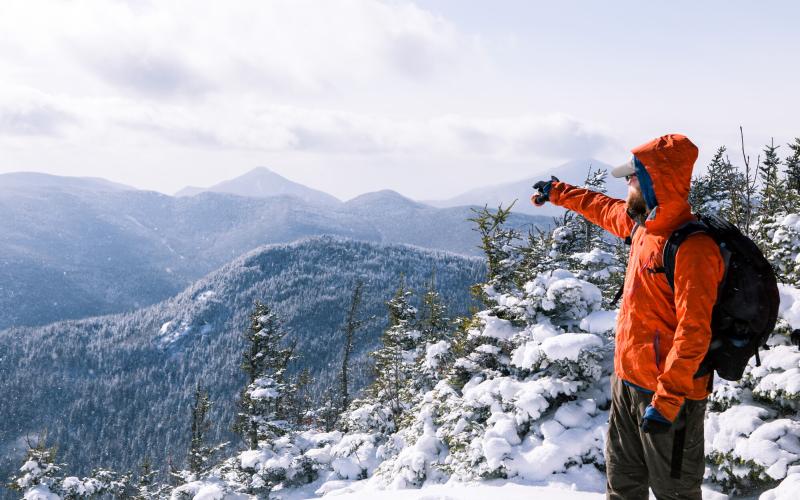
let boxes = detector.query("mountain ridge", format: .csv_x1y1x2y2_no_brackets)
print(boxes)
1,179,548,329
0,171,137,192
174,166,342,206
425,158,625,216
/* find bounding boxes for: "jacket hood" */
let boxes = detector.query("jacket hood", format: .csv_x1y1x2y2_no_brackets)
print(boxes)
632,134,698,234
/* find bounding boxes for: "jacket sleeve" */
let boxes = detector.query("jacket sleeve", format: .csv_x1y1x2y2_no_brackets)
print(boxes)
547,182,636,239
652,234,725,421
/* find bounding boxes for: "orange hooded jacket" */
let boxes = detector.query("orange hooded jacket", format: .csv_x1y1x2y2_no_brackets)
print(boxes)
546,134,725,422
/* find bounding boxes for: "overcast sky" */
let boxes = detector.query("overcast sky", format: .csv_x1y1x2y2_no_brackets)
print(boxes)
1,0,798,201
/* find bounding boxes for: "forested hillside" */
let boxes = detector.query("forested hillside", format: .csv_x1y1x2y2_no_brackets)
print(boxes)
0,238,485,494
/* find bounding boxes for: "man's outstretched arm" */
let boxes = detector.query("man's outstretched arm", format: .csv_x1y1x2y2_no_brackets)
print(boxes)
532,180,635,239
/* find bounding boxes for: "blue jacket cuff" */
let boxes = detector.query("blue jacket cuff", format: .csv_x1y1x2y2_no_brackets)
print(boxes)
643,404,671,424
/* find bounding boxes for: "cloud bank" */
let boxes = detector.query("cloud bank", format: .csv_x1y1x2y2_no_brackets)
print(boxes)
0,0,619,198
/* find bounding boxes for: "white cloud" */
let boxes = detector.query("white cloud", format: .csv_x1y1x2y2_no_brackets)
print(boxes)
0,103,76,137
0,0,620,199
0,0,466,98
99,101,615,162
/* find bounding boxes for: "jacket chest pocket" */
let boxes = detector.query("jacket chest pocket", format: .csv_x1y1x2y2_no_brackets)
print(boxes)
633,249,672,297
636,250,665,277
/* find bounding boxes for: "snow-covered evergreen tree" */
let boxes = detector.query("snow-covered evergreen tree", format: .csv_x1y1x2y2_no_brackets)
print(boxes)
759,139,784,217
174,384,226,483
690,138,759,234
786,137,800,194
9,435,131,499
690,146,743,219
8,437,64,499
339,280,367,416
414,275,454,393
234,302,295,452
575,166,611,253
287,368,315,428
365,280,421,424
217,302,298,496
469,203,522,303
133,456,169,500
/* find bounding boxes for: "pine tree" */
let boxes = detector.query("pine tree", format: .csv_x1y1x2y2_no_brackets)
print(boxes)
689,146,730,215
8,434,63,497
688,144,758,233
287,367,314,428
133,456,168,500
340,279,367,414
691,133,761,234
316,386,342,432
468,203,521,297
419,273,450,344
368,279,420,423
9,434,130,498
234,301,295,450
759,138,783,216
414,274,453,391
517,227,554,286
784,137,800,207
576,165,609,252
187,384,225,476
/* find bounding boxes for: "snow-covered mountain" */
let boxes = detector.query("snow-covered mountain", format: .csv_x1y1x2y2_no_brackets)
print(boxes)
427,159,627,216
175,166,341,207
0,237,485,487
0,175,372,330
0,173,548,330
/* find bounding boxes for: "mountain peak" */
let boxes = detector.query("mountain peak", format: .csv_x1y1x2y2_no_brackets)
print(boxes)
174,166,340,206
242,166,276,176
345,189,424,209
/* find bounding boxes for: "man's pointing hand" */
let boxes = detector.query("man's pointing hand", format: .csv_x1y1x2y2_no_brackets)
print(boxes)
531,176,559,206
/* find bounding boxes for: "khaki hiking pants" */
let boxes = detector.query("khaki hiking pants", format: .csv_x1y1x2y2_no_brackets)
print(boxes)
605,374,706,500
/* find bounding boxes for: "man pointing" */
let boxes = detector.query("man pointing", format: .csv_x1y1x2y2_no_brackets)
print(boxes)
532,134,724,500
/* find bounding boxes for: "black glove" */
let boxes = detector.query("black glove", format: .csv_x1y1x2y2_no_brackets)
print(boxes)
531,176,560,206
641,404,671,434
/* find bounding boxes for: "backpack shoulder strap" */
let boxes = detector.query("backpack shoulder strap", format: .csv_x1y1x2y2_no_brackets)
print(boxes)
663,219,709,290
624,222,640,246
610,223,641,308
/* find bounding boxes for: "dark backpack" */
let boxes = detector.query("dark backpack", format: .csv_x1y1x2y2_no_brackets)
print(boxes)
662,214,780,381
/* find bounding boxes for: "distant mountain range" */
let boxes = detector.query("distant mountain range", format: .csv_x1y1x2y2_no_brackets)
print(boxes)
426,158,627,216
0,169,548,329
0,237,485,483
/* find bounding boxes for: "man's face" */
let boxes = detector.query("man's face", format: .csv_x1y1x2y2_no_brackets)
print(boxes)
626,174,648,219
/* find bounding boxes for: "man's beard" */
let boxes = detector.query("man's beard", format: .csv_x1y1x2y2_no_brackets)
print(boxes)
626,187,648,223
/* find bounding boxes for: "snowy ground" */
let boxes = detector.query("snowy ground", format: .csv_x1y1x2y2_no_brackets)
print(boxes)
274,471,731,500
279,481,731,500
